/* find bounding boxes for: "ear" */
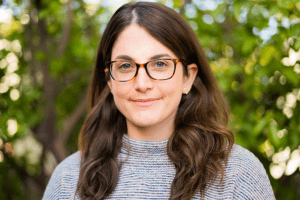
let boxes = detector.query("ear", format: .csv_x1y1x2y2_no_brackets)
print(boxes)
183,63,198,92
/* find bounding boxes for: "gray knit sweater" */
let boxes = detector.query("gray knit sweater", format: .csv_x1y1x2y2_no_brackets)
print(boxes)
42,134,275,199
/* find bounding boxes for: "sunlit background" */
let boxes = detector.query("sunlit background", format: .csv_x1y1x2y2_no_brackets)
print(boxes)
0,0,300,199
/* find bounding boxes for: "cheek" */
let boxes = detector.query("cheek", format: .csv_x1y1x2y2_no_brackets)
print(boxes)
111,82,127,96
167,75,184,94
111,83,130,105
161,80,183,102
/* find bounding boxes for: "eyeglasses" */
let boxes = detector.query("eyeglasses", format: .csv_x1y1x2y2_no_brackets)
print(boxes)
105,58,180,82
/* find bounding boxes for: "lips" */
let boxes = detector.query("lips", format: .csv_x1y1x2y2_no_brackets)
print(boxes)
131,98,160,107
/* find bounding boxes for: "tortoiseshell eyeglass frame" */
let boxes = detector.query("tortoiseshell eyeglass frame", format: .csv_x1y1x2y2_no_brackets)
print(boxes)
104,58,181,82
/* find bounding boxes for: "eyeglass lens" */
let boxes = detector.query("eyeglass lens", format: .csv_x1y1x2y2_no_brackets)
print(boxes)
110,59,175,81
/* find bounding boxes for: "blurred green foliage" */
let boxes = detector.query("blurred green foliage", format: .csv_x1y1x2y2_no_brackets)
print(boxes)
0,0,299,199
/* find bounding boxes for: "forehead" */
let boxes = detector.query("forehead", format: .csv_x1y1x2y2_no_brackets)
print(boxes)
111,25,177,62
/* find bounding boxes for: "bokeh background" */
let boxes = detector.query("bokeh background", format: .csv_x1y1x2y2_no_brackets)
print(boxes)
0,0,300,199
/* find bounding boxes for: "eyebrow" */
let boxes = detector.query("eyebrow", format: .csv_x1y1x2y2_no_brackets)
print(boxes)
114,54,171,61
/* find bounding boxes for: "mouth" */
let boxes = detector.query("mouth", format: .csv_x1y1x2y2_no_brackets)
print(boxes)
131,98,161,107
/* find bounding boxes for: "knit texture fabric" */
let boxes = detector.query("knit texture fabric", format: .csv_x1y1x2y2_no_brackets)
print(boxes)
42,134,275,199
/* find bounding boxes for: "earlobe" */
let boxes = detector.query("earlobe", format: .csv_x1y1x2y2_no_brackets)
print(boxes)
183,87,190,94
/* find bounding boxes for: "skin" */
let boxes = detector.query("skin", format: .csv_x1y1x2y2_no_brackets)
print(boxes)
107,24,198,141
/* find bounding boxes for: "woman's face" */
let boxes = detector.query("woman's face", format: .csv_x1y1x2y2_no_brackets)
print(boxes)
108,25,197,135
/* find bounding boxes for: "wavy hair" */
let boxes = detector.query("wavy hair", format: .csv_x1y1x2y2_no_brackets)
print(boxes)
77,2,234,199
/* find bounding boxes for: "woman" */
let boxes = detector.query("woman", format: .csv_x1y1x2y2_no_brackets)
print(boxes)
43,2,275,199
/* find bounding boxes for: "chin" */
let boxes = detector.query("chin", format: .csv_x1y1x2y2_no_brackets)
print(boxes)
129,117,161,128
133,119,158,128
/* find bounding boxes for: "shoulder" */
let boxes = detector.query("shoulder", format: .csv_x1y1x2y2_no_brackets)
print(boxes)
227,144,265,170
55,151,81,171
42,151,81,200
226,144,267,180
50,151,81,179
224,144,275,199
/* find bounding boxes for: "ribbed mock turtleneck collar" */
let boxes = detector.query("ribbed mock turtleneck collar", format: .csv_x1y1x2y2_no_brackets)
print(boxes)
121,133,169,156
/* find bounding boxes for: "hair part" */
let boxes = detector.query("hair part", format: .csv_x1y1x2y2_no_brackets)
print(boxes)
77,2,234,199
131,9,138,23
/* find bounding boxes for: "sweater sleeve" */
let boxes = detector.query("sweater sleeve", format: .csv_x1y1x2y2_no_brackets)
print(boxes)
42,151,80,200
231,146,275,200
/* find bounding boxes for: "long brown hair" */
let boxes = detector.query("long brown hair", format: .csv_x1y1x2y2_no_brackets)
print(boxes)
77,2,234,199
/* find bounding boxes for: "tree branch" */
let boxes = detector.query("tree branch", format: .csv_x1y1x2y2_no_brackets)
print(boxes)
24,19,39,87
59,89,87,142
56,0,74,57
218,4,238,44
54,69,92,98
180,0,191,15
33,0,66,162
4,153,46,196
55,90,87,155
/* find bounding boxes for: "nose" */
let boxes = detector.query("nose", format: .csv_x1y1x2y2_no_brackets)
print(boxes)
134,65,154,92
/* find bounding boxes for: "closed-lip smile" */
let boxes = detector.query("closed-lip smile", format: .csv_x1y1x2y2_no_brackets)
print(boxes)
131,98,161,107
132,98,160,102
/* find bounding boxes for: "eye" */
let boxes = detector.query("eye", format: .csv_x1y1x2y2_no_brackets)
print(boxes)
154,61,167,68
118,62,134,70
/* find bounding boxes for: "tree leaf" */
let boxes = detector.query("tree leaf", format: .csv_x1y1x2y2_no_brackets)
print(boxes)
259,45,276,67
253,116,268,137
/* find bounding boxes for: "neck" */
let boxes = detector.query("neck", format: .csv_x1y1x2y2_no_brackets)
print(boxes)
126,118,174,141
